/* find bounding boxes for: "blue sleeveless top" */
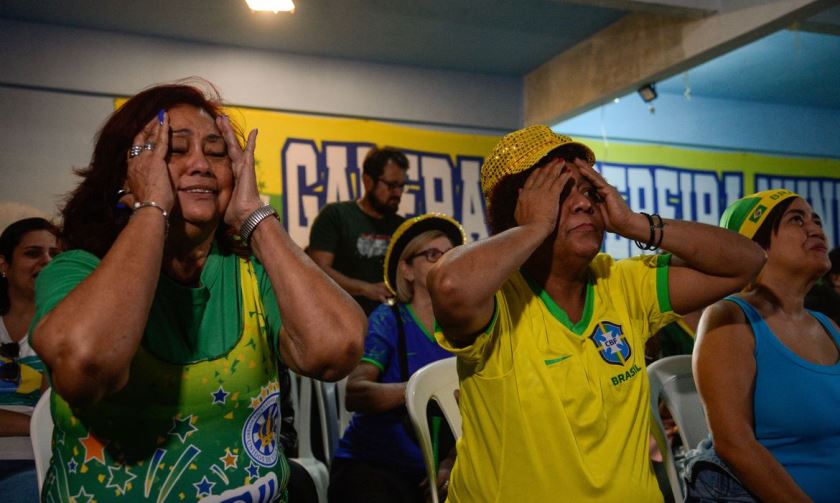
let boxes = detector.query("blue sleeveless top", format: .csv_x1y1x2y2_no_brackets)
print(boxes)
726,296,840,503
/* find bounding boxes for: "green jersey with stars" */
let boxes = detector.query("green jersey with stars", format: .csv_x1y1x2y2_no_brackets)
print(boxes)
32,247,289,502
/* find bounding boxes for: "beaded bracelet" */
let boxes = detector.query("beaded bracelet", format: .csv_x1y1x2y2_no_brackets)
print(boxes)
634,212,664,251
652,213,665,250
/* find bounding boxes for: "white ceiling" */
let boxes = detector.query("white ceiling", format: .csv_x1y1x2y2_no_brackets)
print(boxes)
1,0,839,109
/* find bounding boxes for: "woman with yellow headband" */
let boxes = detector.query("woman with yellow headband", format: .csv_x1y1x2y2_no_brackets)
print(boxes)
330,213,465,503
689,189,840,503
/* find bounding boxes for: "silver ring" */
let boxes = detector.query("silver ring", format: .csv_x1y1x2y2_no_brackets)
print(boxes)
128,143,156,159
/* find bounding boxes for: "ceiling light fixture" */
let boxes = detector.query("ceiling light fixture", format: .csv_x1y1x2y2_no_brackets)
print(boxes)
637,83,657,103
245,0,295,13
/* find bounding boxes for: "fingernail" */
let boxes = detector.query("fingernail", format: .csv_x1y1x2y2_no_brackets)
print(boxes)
158,109,165,125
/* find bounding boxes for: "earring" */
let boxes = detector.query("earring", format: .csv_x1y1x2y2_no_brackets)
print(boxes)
116,188,132,210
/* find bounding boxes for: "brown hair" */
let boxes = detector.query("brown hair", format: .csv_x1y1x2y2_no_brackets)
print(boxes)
61,79,244,258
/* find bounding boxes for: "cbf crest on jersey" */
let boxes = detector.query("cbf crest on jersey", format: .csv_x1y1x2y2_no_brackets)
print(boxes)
589,322,631,366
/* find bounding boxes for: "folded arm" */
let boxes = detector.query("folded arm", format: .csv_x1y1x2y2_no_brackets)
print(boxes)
309,249,392,303
0,409,32,436
343,362,406,413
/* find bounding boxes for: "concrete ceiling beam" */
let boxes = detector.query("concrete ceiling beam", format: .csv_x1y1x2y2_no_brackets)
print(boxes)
558,0,721,18
525,0,836,126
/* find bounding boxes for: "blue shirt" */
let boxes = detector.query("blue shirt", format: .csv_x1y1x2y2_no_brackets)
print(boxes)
727,296,840,503
334,303,452,474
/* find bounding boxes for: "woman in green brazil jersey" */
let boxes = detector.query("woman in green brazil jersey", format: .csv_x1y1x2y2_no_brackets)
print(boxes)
29,81,366,502
427,126,766,503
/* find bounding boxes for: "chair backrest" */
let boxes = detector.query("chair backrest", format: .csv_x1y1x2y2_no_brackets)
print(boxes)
30,387,53,494
291,375,330,503
296,375,319,459
315,380,340,466
648,355,709,449
405,357,461,503
647,355,709,503
335,376,351,435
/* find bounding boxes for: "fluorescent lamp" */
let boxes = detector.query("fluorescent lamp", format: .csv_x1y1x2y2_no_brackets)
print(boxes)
245,0,295,13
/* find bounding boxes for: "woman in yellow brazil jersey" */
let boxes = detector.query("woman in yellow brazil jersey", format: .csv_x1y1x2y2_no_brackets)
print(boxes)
427,125,766,502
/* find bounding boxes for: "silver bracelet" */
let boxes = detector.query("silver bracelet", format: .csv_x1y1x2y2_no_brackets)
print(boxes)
240,205,278,245
132,201,169,235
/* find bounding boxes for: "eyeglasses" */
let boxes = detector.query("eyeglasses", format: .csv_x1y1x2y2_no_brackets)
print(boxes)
377,178,406,191
0,342,20,383
407,247,450,264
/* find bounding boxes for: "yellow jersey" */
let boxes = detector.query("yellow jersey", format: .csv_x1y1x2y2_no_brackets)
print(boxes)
436,253,678,502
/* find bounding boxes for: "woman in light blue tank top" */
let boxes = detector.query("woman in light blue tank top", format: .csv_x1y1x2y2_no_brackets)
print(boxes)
690,190,840,503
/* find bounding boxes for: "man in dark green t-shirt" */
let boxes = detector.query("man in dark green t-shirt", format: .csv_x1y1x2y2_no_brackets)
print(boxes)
309,147,408,314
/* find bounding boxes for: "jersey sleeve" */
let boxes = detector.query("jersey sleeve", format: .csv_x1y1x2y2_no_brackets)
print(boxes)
30,250,100,335
615,253,680,338
434,294,501,366
308,203,341,253
361,304,397,373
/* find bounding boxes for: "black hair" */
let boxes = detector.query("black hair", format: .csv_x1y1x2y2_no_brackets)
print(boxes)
829,247,840,275
362,147,409,181
0,217,59,315
751,197,796,250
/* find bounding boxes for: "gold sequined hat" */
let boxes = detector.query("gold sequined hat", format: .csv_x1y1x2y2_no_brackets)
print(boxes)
481,125,596,208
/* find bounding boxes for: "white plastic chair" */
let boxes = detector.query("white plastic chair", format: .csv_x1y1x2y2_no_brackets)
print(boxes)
290,376,329,503
30,387,53,495
335,377,351,435
648,355,709,502
314,379,340,466
405,357,461,503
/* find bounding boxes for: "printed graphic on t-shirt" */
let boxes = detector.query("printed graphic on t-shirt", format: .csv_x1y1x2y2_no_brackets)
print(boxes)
356,233,390,258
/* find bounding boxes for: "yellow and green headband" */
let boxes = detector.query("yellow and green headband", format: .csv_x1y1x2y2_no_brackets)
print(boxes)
719,189,799,239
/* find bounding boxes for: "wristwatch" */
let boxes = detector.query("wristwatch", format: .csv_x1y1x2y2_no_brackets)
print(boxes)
240,204,278,246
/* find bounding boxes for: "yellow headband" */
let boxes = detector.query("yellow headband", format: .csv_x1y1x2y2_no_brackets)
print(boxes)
719,189,799,239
